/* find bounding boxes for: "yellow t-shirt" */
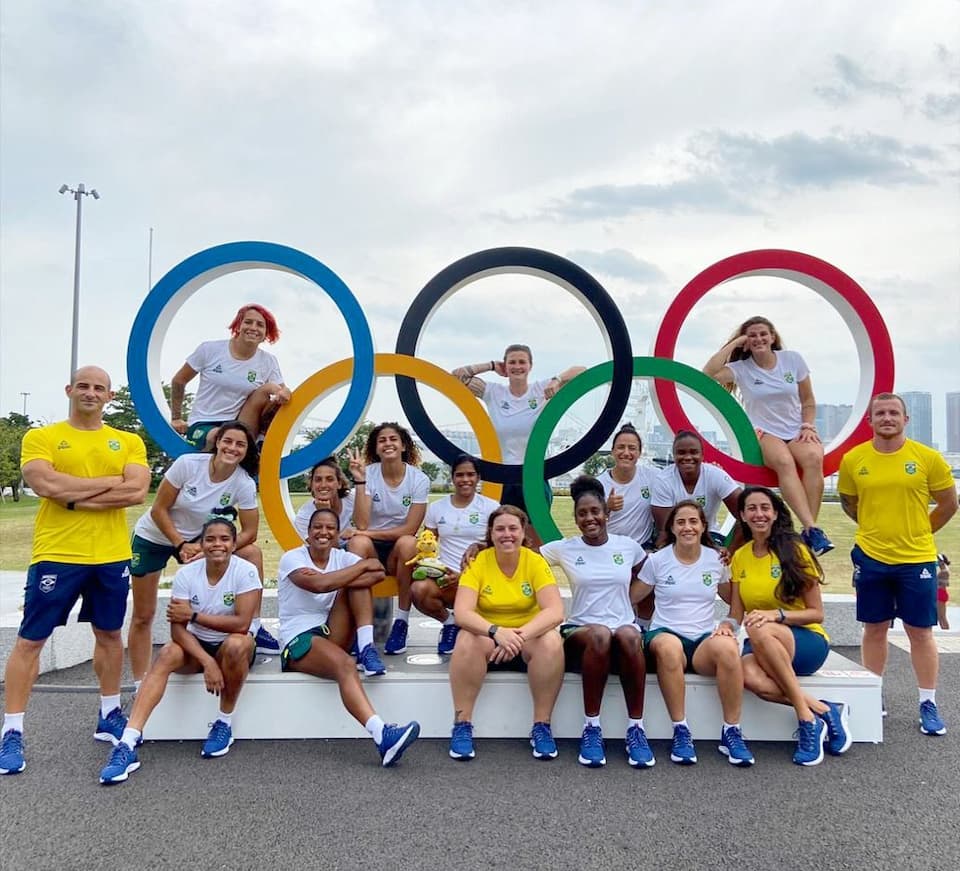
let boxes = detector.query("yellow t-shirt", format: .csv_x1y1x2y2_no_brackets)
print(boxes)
458,547,557,628
838,439,953,565
730,543,828,640
21,422,148,564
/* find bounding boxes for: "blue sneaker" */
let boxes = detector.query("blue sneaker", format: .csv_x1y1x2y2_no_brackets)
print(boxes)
718,726,755,766
437,623,459,656
449,721,476,760
99,742,140,784
201,720,234,758
793,717,826,766
0,730,25,775
384,619,408,655
357,643,387,676
670,724,697,765
254,625,281,656
94,706,127,744
802,526,834,557
625,725,655,768
818,700,852,754
378,721,420,767
530,721,558,760
919,700,947,736
577,725,606,767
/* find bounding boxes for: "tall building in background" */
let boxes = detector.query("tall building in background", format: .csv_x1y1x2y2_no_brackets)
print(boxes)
947,391,960,453
902,391,933,447
815,403,854,442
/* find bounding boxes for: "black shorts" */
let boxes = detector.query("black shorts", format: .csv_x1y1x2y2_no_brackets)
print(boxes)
372,539,395,568
197,636,256,666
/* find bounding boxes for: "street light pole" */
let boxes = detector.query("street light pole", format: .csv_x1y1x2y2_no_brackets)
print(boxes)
20,393,29,417
59,182,100,381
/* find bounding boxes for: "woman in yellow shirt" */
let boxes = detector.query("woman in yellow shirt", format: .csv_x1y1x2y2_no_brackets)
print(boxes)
449,506,565,762
729,486,851,766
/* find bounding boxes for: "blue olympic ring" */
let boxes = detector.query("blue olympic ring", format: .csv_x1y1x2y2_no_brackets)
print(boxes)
126,241,375,478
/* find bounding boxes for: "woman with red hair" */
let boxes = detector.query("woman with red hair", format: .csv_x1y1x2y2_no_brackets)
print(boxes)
170,304,291,451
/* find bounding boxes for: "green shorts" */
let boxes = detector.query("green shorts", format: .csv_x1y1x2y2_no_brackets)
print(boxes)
184,421,223,450
643,628,710,673
280,625,330,671
130,534,198,577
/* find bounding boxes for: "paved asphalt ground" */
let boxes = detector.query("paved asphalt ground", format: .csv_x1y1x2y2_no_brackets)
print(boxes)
1,643,958,871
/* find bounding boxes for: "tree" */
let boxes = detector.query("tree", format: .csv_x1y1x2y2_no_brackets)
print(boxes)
420,461,442,483
301,420,377,479
583,451,614,478
0,413,33,501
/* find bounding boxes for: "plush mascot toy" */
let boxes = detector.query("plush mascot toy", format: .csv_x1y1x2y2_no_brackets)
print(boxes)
405,529,450,583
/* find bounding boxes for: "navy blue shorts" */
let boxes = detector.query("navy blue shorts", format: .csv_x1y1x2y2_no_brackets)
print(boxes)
19,560,131,641
852,545,937,628
742,626,829,676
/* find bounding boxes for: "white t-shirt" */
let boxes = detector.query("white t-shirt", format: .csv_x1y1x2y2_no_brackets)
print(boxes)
363,463,430,532
171,555,262,644
651,463,739,533
726,349,809,441
186,339,284,423
482,380,552,464
293,491,356,541
424,493,499,568
597,467,658,545
277,546,362,646
540,534,645,630
134,453,257,545
639,547,728,638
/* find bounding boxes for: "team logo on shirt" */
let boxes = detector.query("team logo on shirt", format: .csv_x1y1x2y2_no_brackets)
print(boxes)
771,565,782,580
641,487,650,499
219,493,232,506
702,573,714,586
402,496,412,507
664,574,676,585
575,556,586,566
212,364,223,373
108,440,121,451
904,462,917,475
482,585,494,595
186,486,197,496
469,512,480,524
190,595,201,605
520,582,533,597
920,568,933,579
57,440,70,450
613,553,625,565
696,496,706,507
528,399,538,410
784,373,795,383
858,467,869,476
501,401,510,411
223,592,236,606
246,370,257,383
372,494,382,502
39,574,57,593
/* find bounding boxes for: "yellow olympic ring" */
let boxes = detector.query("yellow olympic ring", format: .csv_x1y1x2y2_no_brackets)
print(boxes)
260,352,504,561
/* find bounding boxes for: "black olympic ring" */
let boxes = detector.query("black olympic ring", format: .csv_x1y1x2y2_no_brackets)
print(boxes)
394,246,634,484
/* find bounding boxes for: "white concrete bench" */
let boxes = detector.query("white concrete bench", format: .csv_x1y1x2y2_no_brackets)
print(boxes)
143,647,883,744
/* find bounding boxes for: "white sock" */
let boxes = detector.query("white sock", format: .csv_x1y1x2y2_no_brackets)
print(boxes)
121,727,141,750
133,680,142,695
100,694,121,717
627,717,644,732
672,719,688,729
722,721,740,734
2,713,24,735
584,715,601,728
365,714,385,744
217,710,233,727
395,609,410,624
356,625,374,650
444,613,456,626
919,688,936,704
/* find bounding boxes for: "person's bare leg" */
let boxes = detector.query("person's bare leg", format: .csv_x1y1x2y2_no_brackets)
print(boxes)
128,571,162,682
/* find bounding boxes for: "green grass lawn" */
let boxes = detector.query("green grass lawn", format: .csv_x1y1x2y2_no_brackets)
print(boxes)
1,494,957,600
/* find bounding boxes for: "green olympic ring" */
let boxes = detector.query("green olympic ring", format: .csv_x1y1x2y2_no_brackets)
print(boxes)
522,357,764,542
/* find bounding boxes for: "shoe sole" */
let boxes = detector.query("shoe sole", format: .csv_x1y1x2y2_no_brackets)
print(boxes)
0,762,25,775
384,647,407,655
201,738,234,758
794,729,826,765
255,647,281,656
361,667,387,676
99,761,140,784
382,723,420,767
577,755,606,767
718,747,755,766
93,731,122,745
824,703,853,755
627,754,655,768
670,754,697,764
449,748,476,760
920,724,947,736
530,737,558,760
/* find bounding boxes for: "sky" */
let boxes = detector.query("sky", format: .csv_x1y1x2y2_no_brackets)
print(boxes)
1,0,958,460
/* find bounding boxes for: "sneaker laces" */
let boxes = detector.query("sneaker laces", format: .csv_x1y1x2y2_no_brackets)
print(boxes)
452,721,473,741
1,730,23,755
208,720,230,743
440,624,458,645
626,725,646,751
531,722,553,746
725,726,747,753
673,724,693,751
581,725,603,750
920,700,941,723
795,719,817,752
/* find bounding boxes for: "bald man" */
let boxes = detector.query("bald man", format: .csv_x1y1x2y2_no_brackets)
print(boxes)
1,367,150,775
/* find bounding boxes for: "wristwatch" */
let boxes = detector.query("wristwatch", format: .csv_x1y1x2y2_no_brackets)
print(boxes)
190,611,199,624
487,624,499,639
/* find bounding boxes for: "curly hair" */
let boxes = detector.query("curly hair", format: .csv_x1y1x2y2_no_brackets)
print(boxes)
227,304,280,343
663,499,716,550
209,420,259,478
736,486,823,602
364,422,421,466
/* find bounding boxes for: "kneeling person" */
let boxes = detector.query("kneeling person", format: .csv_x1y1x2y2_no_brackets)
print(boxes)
99,518,259,784
279,508,420,767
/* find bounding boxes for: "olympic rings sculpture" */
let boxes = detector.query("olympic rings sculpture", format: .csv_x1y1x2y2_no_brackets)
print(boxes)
127,243,895,545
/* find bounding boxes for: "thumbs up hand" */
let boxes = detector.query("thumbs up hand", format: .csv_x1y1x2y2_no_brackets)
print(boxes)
607,487,624,512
